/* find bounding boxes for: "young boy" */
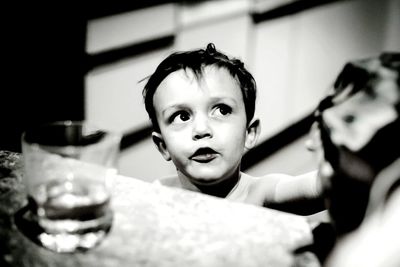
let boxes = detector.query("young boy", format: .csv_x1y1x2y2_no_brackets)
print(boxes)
142,43,324,215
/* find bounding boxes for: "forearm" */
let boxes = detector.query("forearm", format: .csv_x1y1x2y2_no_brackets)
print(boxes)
274,170,320,202
269,170,325,215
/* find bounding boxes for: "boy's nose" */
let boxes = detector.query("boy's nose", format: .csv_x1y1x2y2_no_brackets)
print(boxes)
192,115,212,140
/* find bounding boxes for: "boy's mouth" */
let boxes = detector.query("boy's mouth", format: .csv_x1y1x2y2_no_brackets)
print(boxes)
190,147,218,163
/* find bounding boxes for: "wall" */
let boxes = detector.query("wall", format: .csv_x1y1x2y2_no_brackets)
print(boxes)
84,0,399,182
2,3,86,152
251,0,398,139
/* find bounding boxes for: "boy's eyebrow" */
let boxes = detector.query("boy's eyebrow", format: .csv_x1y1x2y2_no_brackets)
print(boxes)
161,104,187,116
161,97,239,116
209,96,239,105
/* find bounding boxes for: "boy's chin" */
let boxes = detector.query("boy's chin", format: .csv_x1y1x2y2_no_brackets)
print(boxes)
181,164,239,186
186,170,227,186
189,176,224,186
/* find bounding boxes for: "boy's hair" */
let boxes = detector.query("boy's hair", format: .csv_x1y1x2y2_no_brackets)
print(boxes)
142,43,257,132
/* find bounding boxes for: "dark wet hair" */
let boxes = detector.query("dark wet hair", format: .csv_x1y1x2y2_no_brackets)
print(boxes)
142,43,257,132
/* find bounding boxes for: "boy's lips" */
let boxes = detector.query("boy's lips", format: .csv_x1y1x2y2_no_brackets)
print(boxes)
190,147,218,163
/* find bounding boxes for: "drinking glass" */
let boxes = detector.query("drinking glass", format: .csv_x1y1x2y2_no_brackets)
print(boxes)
20,121,121,253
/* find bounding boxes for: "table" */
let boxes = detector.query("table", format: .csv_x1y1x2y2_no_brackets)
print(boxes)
1,150,320,267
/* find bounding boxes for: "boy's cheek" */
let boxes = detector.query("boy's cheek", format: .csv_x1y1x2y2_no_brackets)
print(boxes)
162,129,189,144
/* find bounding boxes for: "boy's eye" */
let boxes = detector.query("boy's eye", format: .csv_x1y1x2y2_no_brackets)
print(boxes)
213,104,232,116
169,111,191,124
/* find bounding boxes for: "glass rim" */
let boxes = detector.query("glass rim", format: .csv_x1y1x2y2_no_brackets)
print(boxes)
21,120,121,147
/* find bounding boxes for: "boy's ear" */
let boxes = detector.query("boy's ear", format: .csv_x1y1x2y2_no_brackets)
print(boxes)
152,132,171,161
245,118,260,151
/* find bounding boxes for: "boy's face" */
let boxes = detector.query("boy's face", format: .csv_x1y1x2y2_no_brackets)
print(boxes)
152,66,258,185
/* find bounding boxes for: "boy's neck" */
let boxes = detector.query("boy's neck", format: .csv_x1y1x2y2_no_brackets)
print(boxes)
178,171,241,198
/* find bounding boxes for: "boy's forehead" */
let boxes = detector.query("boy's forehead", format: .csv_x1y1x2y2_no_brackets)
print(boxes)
159,69,197,88
156,67,242,95
160,66,236,84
